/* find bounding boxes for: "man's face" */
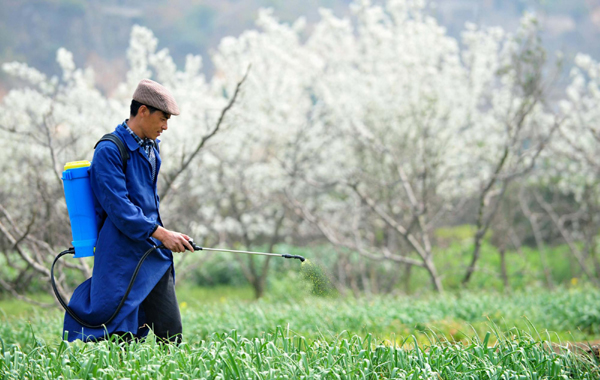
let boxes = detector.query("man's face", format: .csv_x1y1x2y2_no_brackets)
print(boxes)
140,106,170,140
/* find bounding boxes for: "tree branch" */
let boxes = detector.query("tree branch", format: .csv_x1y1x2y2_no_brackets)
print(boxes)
160,65,251,200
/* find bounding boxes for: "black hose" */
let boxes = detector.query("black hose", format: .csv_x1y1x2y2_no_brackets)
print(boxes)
51,244,163,329
51,241,304,328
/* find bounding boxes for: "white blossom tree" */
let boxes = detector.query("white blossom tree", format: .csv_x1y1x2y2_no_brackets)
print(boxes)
210,1,559,291
0,26,246,301
0,0,584,301
527,53,600,285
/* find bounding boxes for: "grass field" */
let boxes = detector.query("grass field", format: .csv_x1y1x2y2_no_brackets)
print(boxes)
1,286,600,378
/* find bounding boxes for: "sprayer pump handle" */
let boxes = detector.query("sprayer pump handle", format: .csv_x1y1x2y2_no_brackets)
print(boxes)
188,239,202,251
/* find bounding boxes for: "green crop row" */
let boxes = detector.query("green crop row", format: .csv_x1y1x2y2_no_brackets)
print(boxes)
3,286,600,344
182,286,600,344
1,327,599,379
2,286,600,378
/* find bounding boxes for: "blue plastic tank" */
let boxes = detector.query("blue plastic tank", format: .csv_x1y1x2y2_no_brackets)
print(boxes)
62,161,97,258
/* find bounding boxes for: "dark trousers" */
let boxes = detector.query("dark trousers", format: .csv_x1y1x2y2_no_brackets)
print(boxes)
140,265,182,343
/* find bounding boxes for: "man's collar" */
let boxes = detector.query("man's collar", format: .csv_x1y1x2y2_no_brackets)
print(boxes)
123,120,143,145
117,121,143,152
118,120,160,150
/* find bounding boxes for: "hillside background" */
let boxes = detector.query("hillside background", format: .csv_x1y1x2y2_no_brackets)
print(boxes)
1,0,598,97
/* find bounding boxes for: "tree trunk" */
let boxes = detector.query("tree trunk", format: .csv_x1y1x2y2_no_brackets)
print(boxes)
499,248,509,290
425,258,443,292
253,274,266,299
404,263,412,294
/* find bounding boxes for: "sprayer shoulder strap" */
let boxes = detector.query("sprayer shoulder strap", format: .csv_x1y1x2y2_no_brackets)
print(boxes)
94,134,129,173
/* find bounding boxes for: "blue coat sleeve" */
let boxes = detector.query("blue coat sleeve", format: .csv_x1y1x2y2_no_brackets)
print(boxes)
91,143,157,241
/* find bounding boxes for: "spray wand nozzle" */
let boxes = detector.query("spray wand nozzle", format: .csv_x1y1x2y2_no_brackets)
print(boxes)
281,254,306,262
188,240,305,262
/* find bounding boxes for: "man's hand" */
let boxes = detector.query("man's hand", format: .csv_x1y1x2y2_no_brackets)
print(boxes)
152,226,193,252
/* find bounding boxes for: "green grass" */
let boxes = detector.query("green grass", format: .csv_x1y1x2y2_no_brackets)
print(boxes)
2,286,600,378
181,286,600,343
0,293,54,317
176,284,255,306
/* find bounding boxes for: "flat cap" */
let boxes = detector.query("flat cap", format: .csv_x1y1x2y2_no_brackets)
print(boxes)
133,79,180,116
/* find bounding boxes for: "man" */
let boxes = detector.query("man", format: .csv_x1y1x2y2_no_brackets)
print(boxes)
63,79,193,343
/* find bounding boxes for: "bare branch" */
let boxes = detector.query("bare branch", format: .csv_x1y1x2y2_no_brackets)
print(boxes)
534,191,599,285
0,277,54,308
349,183,429,261
160,65,251,200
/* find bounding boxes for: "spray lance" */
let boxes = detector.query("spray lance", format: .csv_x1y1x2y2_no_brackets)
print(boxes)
51,160,304,329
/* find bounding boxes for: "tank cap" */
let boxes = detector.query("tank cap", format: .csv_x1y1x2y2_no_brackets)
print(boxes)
64,161,91,170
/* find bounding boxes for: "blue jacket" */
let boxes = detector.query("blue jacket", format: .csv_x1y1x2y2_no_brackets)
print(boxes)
63,122,173,342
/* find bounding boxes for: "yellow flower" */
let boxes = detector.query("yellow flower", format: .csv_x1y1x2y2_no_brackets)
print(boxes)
180,302,188,309
571,277,578,286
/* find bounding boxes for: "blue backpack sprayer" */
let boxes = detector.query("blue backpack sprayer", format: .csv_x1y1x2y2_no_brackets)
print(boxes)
51,134,305,329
